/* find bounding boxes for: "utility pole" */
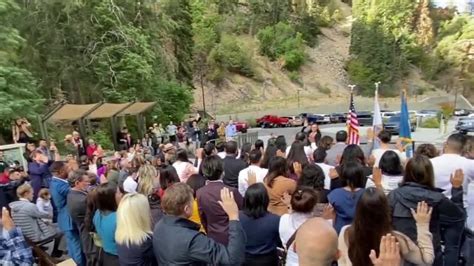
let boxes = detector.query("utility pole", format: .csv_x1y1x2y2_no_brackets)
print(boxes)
200,71,206,117
297,89,301,108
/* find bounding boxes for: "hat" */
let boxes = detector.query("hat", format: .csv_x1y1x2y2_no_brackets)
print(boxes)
163,143,175,153
123,176,138,193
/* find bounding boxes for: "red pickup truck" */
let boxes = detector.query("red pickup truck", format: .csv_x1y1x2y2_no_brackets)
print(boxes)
256,115,290,128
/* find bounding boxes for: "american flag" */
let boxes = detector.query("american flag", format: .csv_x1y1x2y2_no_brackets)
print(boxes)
347,88,360,145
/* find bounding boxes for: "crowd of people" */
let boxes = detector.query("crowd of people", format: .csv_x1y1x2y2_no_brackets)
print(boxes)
0,117,473,266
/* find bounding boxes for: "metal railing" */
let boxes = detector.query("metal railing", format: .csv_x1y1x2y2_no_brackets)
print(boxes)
235,132,259,148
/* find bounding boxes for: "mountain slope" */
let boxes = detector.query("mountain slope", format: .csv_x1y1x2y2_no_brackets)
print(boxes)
192,20,353,114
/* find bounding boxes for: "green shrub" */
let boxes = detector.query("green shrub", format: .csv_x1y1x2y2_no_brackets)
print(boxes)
421,117,440,128
246,117,257,128
293,13,320,47
311,5,333,27
347,58,376,96
257,22,306,71
90,130,114,151
318,86,331,95
288,71,302,85
208,34,255,82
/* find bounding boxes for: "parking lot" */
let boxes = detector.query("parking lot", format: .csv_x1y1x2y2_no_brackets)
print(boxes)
247,119,462,149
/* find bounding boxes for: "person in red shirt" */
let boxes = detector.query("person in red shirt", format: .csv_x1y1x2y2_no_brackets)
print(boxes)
86,139,98,160
0,168,10,184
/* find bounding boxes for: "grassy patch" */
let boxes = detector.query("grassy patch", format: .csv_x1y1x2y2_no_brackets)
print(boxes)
318,86,331,95
420,117,439,128
288,71,303,86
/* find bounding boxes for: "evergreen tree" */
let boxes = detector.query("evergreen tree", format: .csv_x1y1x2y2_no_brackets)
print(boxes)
162,0,195,86
15,0,192,122
349,0,418,95
0,0,43,128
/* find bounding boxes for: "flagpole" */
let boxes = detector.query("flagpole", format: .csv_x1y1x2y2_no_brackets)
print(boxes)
374,81,381,144
348,85,356,144
348,85,356,92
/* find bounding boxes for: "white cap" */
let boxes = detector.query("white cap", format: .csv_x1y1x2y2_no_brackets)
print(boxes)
123,176,138,193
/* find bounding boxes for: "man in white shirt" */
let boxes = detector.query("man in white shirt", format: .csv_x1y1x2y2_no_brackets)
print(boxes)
313,148,332,190
371,130,406,167
431,133,473,265
431,133,474,202
238,149,268,196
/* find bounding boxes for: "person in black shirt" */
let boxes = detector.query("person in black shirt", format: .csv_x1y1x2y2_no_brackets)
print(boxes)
223,141,247,188
67,169,99,266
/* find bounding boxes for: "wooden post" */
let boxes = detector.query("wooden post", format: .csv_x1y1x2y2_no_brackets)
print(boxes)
111,116,118,150
136,114,144,141
37,115,48,140
78,119,87,142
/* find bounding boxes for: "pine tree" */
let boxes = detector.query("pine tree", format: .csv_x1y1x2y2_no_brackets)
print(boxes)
0,0,43,129
163,0,195,86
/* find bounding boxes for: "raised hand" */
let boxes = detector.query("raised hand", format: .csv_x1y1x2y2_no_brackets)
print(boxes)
2,207,15,231
99,174,108,184
293,162,303,177
368,154,376,167
369,234,401,266
395,139,404,152
218,187,239,221
410,201,432,225
450,169,464,189
247,170,257,186
195,148,203,159
372,167,383,188
329,168,339,179
281,192,291,208
366,128,374,140
321,204,335,220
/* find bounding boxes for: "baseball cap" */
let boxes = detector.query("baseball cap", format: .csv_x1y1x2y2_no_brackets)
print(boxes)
123,176,138,193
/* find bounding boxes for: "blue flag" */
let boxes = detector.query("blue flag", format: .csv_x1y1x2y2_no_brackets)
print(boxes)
399,90,413,158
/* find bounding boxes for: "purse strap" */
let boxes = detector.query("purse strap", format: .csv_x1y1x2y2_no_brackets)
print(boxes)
285,230,298,251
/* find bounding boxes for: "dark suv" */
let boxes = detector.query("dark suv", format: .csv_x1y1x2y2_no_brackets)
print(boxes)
330,113,346,123
455,118,474,134
357,111,373,126
383,115,416,135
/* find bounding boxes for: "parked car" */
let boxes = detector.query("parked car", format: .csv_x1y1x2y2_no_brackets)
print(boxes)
409,110,418,118
256,115,290,128
235,121,248,133
300,113,320,124
314,114,331,124
454,109,472,116
383,115,416,135
329,113,346,123
357,111,373,126
455,117,474,133
282,115,304,127
382,111,399,119
417,110,438,118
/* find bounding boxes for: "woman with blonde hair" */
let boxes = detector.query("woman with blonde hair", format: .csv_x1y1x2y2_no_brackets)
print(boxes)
137,164,159,196
116,193,157,266
137,164,163,226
